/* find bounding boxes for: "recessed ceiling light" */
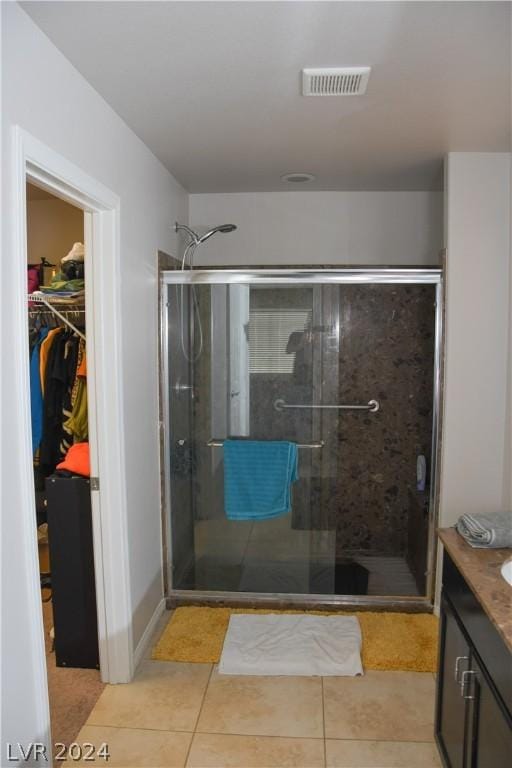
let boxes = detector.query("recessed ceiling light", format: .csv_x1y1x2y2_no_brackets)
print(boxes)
281,173,316,184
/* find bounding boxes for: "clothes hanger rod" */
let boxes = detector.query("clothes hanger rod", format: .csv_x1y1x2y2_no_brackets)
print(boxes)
28,294,86,340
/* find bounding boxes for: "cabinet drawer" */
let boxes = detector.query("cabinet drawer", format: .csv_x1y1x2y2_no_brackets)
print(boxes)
443,554,512,715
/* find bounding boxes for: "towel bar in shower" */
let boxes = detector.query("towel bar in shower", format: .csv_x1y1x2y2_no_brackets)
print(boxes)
273,398,380,413
207,438,324,449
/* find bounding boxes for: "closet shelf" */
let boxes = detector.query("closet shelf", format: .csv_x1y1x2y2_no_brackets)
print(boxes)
28,293,86,340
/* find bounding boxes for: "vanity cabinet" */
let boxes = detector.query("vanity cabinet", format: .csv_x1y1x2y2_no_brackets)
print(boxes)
469,652,512,767
437,596,469,767
435,552,512,767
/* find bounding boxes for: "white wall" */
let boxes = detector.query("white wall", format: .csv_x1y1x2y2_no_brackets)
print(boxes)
440,152,511,528
1,2,187,751
189,191,443,266
506,150,512,508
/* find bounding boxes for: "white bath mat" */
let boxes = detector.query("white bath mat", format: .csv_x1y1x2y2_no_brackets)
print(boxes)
219,613,363,677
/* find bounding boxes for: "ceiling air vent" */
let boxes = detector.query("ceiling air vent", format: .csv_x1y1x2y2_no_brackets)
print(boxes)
302,67,371,96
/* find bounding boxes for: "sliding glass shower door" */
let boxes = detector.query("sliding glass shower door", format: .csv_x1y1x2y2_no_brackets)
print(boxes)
162,270,442,606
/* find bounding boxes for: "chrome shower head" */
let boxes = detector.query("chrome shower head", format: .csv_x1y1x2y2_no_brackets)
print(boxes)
197,224,237,244
174,222,237,246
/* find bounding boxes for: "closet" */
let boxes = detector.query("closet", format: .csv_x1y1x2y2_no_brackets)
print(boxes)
26,183,103,748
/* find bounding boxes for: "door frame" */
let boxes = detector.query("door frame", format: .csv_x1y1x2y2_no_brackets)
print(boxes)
13,126,134,701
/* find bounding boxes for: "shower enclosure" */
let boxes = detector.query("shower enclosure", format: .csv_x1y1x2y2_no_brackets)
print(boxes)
160,269,442,609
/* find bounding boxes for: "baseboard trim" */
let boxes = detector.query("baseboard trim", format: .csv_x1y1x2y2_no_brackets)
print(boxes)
133,598,166,670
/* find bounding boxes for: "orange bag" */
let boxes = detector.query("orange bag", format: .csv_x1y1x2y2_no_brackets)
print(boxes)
56,442,90,477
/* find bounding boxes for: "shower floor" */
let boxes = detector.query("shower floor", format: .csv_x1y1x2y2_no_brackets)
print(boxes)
178,517,421,597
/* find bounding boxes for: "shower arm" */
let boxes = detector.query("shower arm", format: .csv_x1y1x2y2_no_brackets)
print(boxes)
175,223,200,245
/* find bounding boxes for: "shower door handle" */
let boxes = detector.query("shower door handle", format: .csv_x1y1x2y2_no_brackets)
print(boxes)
207,438,324,449
274,398,380,413
173,378,193,394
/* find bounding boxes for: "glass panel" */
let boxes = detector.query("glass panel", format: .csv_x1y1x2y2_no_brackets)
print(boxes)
166,280,436,598
167,283,195,588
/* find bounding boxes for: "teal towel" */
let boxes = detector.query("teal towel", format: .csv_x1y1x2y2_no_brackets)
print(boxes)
224,440,299,521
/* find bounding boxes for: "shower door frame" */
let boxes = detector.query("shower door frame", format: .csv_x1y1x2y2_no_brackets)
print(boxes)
160,268,444,611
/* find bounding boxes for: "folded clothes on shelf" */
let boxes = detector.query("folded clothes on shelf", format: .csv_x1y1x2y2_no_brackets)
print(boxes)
40,277,85,294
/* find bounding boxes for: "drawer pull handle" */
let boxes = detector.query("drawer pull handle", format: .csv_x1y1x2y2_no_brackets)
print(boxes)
460,669,477,700
454,655,469,683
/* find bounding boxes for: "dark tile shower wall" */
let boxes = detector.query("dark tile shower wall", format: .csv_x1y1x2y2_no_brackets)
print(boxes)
333,284,435,559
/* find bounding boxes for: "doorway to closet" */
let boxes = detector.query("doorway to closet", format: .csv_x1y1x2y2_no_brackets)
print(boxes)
26,182,104,749
13,128,133,757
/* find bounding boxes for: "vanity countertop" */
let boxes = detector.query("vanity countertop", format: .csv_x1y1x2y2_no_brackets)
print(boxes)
438,528,512,654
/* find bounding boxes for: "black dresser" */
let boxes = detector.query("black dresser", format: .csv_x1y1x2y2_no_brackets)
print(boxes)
46,475,99,669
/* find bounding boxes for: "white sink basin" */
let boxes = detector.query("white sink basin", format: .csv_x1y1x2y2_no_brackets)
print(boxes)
501,559,512,586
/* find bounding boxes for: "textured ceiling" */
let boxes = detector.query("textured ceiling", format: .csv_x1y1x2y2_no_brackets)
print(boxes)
22,1,511,192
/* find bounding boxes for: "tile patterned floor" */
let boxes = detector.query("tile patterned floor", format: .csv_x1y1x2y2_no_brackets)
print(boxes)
75,658,442,767
39,542,105,752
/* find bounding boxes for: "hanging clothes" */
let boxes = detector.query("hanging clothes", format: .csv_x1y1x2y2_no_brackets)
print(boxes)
39,330,80,474
70,339,85,406
60,335,81,457
64,349,88,444
29,288,87,476
30,327,50,454
39,326,62,395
